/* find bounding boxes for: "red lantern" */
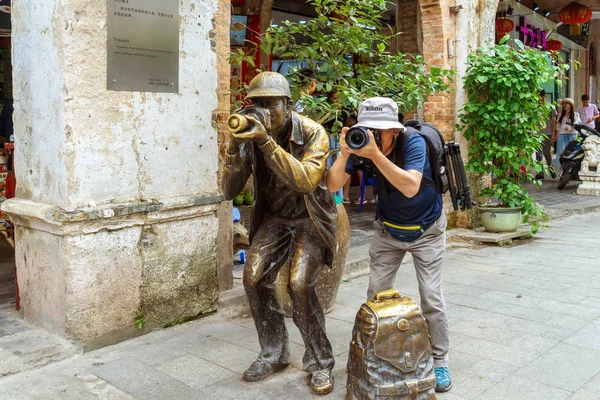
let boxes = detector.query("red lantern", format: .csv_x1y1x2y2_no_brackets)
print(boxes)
559,2,592,36
546,39,563,52
495,18,514,42
495,18,515,35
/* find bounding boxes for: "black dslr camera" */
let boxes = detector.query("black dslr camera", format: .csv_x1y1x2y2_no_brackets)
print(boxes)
345,127,380,150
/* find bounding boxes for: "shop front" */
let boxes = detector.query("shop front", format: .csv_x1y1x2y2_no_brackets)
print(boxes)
495,0,596,104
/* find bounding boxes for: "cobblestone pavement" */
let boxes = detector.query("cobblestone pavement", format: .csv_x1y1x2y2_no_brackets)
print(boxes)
524,179,600,218
1,213,600,399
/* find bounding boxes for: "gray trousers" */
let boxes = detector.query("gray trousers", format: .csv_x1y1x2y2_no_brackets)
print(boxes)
367,213,449,368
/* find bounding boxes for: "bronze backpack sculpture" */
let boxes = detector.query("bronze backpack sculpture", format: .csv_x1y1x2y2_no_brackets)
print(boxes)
346,289,437,400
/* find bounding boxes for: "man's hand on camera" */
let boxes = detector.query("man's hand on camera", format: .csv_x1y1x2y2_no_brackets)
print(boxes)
231,116,269,145
351,130,380,160
339,127,352,159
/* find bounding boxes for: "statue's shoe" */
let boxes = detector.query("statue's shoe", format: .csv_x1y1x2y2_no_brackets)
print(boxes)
242,360,290,382
310,369,334,396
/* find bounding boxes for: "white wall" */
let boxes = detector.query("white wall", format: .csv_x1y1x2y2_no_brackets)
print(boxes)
14,0,220,211
12,1,68,207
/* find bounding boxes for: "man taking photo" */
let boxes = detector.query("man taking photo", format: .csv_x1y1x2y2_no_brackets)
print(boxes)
325,97,452,393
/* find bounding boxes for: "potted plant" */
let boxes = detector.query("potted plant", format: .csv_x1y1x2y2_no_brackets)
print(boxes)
457,37,567,234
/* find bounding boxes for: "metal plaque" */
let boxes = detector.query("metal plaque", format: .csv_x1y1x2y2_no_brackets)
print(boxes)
107,0,179,93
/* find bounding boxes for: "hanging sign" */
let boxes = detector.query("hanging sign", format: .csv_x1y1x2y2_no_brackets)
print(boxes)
518,16,547,50
107,0,179,93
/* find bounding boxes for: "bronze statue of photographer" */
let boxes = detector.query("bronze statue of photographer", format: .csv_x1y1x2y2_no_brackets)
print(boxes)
221,72,338,395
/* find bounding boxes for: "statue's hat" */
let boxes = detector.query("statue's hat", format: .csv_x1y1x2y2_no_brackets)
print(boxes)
246,72,292,100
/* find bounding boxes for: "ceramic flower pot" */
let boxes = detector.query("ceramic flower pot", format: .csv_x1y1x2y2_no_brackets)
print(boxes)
479,206,522,233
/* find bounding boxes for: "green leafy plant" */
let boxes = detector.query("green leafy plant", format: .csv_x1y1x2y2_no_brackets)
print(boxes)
134,311,145,330
457,37,569,233
229,0,453,133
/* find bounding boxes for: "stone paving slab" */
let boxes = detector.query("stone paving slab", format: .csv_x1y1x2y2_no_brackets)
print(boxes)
451,226,533,244
0,313,81,377
567,371,600,400
0,213,600,399
475,375,572,400
92,357,200,399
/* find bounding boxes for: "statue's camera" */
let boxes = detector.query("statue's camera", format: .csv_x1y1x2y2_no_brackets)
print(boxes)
227,105,272,133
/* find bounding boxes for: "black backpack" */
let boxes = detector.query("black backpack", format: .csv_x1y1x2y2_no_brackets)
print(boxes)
401,120,449,194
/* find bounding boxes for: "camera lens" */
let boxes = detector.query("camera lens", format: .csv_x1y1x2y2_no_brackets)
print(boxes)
345,127,370,150
237,105,271,131
349,131,365,147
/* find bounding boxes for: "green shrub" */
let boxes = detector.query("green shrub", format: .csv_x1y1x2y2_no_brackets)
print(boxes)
457,37,568,233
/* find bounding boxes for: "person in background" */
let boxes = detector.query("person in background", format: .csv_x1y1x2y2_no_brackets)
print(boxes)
321,93,362,204
535,91,556,179
553,98,581,169
576,94,599,129
293,67,317,114
343,170,363,204
322,93,355,202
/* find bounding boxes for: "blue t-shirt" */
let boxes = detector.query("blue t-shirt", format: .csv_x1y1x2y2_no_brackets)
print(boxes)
345,134,442,227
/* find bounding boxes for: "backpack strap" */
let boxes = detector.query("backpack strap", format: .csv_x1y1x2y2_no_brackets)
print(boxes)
397,125,436,191
401,121,437,189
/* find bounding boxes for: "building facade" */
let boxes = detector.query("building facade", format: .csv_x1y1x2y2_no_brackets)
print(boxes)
6,0,596,348
1,0,500,347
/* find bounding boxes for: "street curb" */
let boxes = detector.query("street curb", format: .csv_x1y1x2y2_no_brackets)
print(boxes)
545,204,600,222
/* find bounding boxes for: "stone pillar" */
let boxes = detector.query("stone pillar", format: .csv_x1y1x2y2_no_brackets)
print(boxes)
577,135,600,196
2,0,225,350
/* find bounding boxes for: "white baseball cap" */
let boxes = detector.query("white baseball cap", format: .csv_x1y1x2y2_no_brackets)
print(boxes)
354,97,405,131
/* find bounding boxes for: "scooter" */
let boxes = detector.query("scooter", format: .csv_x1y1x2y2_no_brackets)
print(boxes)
557,123,600,190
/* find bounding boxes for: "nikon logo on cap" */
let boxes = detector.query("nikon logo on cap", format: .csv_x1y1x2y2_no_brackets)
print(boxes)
354,97,404,131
